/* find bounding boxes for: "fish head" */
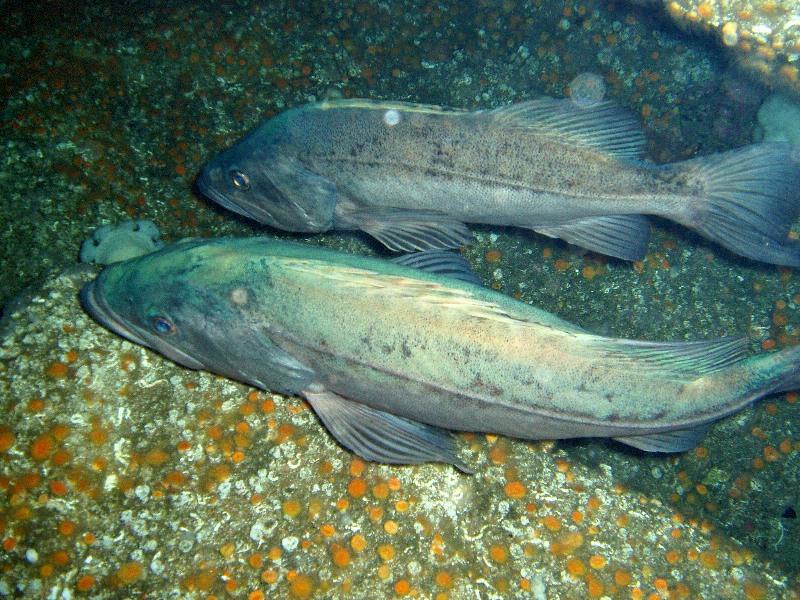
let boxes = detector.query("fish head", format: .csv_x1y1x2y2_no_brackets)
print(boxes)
79,239,314,393
197,110,338,234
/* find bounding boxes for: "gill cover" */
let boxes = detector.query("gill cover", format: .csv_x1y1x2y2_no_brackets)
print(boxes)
262,154,338,232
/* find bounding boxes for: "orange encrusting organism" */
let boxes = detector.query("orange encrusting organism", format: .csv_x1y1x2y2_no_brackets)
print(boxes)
30,434,55,461
115,561,143,585
0,427,16,453
330,543,350,568
504,480,526,499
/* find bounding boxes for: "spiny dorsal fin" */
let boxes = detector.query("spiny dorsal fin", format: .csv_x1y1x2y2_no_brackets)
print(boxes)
281,258,557,328
486,97,645,161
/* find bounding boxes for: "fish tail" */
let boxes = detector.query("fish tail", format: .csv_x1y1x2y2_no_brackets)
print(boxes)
756,344,800,395
731,345,800,406
673,142,800,266
614,343,800,453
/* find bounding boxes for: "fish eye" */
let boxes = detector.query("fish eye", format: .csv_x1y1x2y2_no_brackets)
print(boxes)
150,316,176,335
230,170,250,190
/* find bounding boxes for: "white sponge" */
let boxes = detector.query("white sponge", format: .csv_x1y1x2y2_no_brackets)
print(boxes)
754,93,800,144
80,219,164,265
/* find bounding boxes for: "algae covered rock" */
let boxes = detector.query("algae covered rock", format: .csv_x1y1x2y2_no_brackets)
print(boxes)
0,268,797,598
655,0,800,100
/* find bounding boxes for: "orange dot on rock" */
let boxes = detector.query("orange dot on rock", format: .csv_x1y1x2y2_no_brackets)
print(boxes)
289,574,314,599
116,561,143,584
47,361,69,378
58,520,76,536
50,480,68,496
0,427,16,453
76,575,95,591
145,449,170,465
347,478,367,498
566,557,585,577
30,434,55,461
331,544,351,568
485,249,502,263
489,544,508,563
504,480,526,499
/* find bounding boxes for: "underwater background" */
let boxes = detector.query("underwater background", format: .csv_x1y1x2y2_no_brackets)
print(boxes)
1,0,799,598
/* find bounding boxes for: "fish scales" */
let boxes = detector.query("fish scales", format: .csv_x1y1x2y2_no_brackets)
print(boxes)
297,103,675,222
269,258,674,424
81,238,800,467
198,98,800,266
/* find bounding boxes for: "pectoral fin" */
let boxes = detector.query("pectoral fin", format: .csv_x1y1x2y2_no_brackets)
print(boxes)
303,389,472,472
613,424,711,452
532,214,650,260
358,209,472,252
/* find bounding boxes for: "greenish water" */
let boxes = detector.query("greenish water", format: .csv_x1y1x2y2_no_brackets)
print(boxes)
1,1,798,598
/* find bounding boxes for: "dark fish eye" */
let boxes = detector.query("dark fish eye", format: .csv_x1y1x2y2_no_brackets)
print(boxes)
230,170,250,189
151,316,176,335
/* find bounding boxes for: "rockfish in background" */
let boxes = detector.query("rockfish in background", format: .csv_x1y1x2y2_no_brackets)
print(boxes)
197,98,800,266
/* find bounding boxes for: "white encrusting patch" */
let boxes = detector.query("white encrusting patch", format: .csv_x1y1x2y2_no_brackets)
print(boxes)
383,109,401,126
229,287,249,305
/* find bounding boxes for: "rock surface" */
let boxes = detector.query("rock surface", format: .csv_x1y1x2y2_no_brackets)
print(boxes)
657,0,800,99
0,267,797,598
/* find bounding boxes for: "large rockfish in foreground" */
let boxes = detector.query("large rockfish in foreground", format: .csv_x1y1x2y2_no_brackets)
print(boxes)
80,238,800,469
197,98,800,266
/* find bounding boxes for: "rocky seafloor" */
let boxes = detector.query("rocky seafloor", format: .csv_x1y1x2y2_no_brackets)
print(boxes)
1,0,799,598
658,0,800,100
1,266,797,598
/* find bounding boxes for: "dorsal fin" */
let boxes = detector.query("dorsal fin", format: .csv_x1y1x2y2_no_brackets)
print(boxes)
391,250,482,285
586,336,749,379
486,98,645,161
280,258,554,328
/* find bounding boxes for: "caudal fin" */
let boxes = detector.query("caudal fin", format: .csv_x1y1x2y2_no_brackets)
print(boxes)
615,343,800,453
770,347,800,394
676,143,800,266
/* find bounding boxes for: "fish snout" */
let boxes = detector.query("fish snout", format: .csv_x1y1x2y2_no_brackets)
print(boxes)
80,275,150,348
80,274,207,370
195,164,223,202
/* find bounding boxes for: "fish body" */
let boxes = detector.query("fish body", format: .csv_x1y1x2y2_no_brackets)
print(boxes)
81,238,800,468
198,98,800,266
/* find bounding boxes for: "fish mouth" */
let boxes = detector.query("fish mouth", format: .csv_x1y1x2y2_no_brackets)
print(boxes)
80,274,205,370
80,274,150,348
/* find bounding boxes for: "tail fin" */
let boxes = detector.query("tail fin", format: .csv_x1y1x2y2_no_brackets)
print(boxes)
615,343,800,454
738,344,800,401
769,346,800,394
675,143,800,266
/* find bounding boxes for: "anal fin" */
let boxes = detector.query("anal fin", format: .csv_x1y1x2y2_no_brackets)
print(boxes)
303,388,472,472
614,424,711,453
533,214,650,261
